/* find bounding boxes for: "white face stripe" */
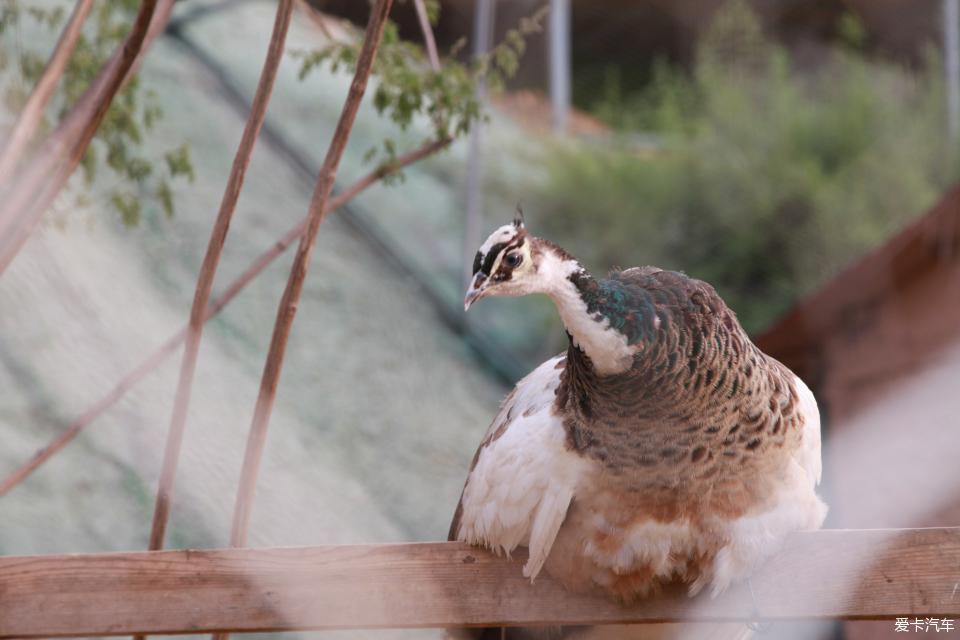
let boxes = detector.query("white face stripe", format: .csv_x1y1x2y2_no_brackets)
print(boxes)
488,249,506,279
478,225,518,257
476,224,525,279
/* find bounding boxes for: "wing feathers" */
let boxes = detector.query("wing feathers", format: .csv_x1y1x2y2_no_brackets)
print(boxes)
451,355,594,576
523,485,574,579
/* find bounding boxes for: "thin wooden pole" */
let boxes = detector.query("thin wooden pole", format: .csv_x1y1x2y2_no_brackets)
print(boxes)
547,0,571,134
463,0,495,287
214,4,393,638
225,0,394,549
0,137,450,498
0,0,95,183
224,0,395,548
413,0,440,71
144,0,295,559
945,0,960,138
295,0,336,41
0,0,166,274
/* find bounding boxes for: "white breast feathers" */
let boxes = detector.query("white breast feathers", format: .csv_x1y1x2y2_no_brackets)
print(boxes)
454,355,594,580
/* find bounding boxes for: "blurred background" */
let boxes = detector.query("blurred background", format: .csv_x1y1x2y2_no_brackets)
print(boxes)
1,1,959,639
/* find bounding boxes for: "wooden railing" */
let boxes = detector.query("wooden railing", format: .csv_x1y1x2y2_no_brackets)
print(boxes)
2,528,959,638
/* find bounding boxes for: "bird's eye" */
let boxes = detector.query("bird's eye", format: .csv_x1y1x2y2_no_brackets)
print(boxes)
504,253,522,268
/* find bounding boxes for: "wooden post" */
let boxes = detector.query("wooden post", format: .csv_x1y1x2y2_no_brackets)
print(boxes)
945,0,960,138
1,530,959,637
463,0,496,287
547,0,571,134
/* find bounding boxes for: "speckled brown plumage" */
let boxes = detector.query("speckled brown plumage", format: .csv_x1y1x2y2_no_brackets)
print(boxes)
555,267,804,524
451,227,826,632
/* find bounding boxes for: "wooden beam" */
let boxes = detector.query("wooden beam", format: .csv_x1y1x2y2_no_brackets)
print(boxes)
2,529,959,638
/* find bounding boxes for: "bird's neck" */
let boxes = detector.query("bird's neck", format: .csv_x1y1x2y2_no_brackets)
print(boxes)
538,249,635,376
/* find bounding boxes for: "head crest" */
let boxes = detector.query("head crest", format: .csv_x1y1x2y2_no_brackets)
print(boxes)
513,204,525,229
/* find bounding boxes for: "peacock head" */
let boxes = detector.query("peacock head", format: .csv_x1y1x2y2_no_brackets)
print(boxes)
464,208,579,311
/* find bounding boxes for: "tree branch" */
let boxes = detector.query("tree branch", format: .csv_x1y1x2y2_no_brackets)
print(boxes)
0,0,172,274
0,0,95,184
0,137,450,499
413,0,440,71
295,0,336,41
222,0,396,565
144,0,294,565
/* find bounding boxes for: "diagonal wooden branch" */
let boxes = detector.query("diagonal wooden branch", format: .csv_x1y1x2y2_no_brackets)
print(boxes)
6,0,175,193
0,0,172,275
6,0,175,188
0,0,95,184
223,0,396,555
0,137,450,499
295,0,336,41
413,0,440,71
144,0,295,562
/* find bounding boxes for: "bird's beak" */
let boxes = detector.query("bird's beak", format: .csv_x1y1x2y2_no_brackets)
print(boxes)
464,275,488,311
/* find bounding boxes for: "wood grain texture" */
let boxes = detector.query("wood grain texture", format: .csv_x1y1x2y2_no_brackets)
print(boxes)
1,529,958,637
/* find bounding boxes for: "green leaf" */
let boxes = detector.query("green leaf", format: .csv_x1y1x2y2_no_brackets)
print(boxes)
156,180,174,219
111,191,141,227
428,0,441,24
165,145,195,183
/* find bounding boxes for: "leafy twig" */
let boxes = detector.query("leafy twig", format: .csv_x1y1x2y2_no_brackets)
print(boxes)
0,0,176,274
294,5,547,166
0,0,95,183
